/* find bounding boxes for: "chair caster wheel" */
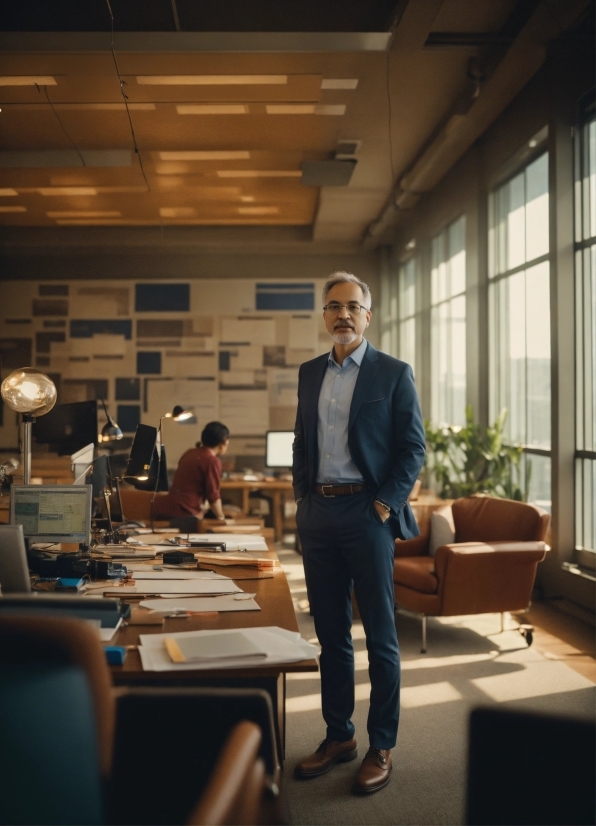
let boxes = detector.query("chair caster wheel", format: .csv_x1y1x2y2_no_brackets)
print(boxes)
519,625,534,646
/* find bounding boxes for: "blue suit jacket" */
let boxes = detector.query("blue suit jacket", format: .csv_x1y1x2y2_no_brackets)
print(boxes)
292,341,426,540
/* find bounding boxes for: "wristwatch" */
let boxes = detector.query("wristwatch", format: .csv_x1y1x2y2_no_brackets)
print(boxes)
374,499,391,514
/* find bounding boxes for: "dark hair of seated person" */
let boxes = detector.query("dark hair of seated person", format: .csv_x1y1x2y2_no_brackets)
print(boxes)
200,421,230,448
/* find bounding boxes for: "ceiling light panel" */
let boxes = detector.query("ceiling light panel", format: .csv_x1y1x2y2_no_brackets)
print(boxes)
46,211,122,218
137,75,288,85
237,207,279,215
0,76,56,86
54,103,156,111
266,104,346,115
37,187,98,196
176,104,248,115
158,151,250,161
0,189,18,196
321,79,359,89
159,207,197,218
0,206,26,213
216,171,302,178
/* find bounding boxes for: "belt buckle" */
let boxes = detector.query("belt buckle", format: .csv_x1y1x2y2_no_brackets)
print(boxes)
320,485,335,497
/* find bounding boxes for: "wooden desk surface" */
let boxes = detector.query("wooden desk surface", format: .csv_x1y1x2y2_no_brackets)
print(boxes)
110,543,318,684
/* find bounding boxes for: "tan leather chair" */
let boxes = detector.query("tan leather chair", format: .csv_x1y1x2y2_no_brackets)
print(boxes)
394,495,550,652
188,721,275,826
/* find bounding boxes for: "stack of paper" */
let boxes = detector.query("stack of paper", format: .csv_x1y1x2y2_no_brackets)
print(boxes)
195,552,273,569
139,626,319,672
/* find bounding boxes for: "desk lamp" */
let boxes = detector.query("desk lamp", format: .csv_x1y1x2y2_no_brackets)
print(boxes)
164,405,194,423
1,368,57,484
99,399,123,443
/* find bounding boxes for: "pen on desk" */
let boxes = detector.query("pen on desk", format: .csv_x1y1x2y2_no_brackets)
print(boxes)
164,610,218,618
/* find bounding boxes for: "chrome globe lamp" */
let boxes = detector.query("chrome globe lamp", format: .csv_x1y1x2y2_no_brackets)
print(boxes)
1,368,57,484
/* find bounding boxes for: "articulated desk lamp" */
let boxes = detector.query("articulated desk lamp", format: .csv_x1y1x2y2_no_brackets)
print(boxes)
99,398,123,444
1,368,57,484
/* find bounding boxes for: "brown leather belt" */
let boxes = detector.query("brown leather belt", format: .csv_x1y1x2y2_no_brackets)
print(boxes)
314,484,366,497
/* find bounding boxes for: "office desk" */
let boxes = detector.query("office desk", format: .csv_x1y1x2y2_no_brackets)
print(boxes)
221,478,294,541
110,541,317,758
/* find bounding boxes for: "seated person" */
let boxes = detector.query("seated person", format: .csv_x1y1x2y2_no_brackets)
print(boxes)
152,421,230,521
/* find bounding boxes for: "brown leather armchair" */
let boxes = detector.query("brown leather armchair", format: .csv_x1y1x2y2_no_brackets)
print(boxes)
394,494,550,652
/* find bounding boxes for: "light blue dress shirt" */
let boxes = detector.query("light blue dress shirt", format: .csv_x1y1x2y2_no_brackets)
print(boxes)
316,338,367,484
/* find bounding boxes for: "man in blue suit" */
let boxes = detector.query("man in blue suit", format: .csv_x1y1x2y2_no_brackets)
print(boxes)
293,271,425,794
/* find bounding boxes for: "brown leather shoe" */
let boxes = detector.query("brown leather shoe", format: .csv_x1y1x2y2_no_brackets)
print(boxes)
352,747,392,794
294,738,358,778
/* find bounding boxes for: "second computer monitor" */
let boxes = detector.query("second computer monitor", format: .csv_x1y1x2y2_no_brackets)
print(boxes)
266,431,294,469
10,485,92,545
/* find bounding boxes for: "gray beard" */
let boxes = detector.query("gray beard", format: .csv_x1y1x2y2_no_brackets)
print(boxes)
332,330,358,345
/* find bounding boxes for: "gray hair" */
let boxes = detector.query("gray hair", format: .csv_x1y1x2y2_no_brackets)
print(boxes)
322,271,372,309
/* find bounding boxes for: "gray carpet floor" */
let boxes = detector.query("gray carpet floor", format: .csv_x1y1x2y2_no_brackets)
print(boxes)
277,544,596,826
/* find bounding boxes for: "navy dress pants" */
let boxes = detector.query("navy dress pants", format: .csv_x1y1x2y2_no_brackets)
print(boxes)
296,489,400,750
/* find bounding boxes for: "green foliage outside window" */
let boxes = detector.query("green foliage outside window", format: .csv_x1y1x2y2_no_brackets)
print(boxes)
424,406,527,501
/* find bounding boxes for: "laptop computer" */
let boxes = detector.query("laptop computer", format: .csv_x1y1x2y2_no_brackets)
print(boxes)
0,524,31,593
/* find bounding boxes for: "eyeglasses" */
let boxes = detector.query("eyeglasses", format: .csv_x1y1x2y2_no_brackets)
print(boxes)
323,302,369,315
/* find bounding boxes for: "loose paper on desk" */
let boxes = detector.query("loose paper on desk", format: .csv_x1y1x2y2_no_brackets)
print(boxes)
101,579,243,596
139,626,319,672
124,568,231,580
139,594,260,614
185,533,269,552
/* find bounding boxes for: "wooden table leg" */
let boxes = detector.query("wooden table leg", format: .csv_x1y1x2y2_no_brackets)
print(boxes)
272,490,283,542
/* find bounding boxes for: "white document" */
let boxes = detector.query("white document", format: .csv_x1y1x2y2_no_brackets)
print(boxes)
219,389,269,435
288,315,317,349
104,579,243,595
139,594,261,613
185,533,269,551
124,568,230,580
268,368,298,406
138,626,319,672
220,317,275,346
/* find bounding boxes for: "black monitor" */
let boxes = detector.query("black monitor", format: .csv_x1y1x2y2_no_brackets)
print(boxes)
124,424,157,480
91,454,124,522
265,431,294,469
128,445,169,492
34,400,98,456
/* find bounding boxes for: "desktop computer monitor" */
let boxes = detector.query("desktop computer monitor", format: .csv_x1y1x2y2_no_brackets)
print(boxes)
34,400,98,456
10,485,93,545
71,442,95,485
90,454,124,522
265,431,294,469
125,423,157,480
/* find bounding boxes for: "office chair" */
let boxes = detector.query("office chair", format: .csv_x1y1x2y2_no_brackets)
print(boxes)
0,617,283,826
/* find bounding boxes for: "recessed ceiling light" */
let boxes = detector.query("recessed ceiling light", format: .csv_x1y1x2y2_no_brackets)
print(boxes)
0,206,26,213
54,103,155,111
137,75,287,85
159,207,197,218
528,139,538,148
37,187,97,196
240,195,255,202
47,211,122,218
176,105,248,115
158,151,250,161
216,170,301,178
0,76,56,86
0,189,18,196
266,104,346,115
321,79,359,89
405,238,416,250
237,206,279,215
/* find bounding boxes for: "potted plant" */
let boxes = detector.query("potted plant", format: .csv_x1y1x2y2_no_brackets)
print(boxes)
424,406,527,501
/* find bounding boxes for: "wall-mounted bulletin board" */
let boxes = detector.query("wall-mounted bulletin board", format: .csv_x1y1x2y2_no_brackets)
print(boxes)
0,278,329,468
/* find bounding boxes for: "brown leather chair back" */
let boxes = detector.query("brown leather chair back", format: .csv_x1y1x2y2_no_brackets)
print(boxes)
452,495,550,544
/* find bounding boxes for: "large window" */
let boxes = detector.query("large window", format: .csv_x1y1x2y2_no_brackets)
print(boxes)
430,216,466,426
488,151,551,510
398,257,416,369
574,101,596,556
